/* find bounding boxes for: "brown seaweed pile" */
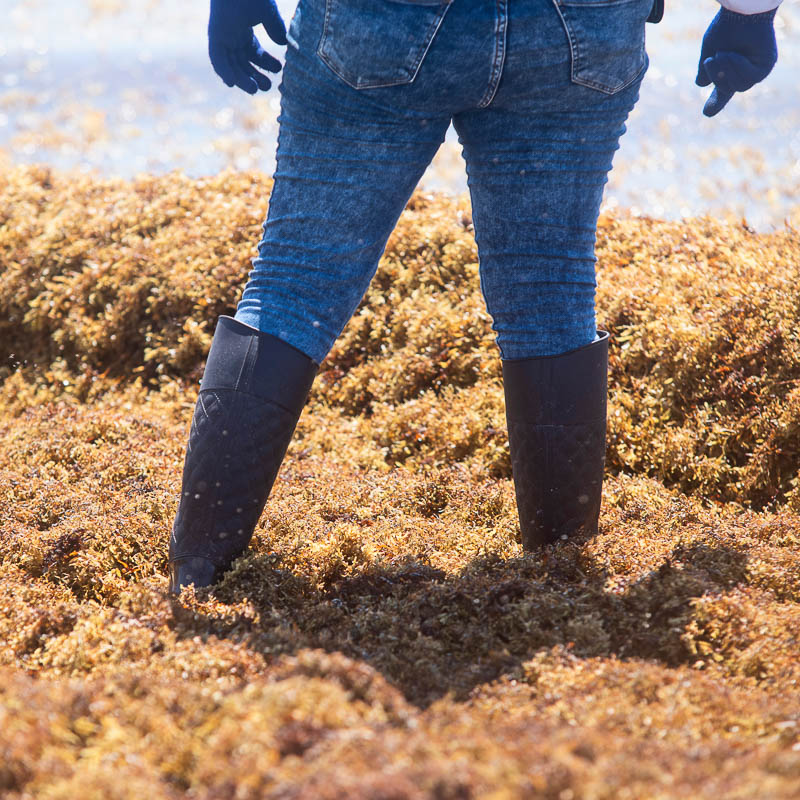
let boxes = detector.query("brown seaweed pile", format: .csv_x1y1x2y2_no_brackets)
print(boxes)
1,165,799,798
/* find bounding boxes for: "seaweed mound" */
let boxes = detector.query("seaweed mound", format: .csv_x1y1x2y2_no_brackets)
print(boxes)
1,166,799,798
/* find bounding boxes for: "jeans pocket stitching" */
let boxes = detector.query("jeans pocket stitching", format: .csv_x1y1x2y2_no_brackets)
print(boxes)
316,0,452,90
575,44,646,94
551,0,647,95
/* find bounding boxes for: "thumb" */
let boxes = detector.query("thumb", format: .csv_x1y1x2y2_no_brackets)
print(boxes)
703,85,735,117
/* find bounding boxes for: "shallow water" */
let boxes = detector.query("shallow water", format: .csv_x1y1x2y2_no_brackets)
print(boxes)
2,0,798,230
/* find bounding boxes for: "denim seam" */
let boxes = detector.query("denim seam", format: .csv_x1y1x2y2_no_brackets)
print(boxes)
478,0,509,108
477,257,502,357
407,1,455,82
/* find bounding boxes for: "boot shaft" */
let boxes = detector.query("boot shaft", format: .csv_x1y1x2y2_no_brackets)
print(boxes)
169,316,318,593
502,333,609,550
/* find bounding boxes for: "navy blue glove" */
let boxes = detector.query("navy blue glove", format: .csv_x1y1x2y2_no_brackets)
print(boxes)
208,0,287,94
695,6,778,117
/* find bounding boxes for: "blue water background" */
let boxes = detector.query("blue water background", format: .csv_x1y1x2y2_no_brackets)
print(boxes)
2,0,798,230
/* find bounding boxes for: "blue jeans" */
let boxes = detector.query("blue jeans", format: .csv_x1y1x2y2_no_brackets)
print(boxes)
234,0,651,364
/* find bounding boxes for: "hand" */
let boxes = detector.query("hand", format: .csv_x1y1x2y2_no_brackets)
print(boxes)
695,6,778,117
208,0,288,94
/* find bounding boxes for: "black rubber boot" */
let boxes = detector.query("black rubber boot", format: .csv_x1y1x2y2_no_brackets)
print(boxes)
501,332,609,551
168,315,318,594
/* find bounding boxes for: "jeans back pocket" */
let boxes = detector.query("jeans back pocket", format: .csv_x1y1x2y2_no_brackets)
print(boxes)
551,0,650,95
317,0,453,90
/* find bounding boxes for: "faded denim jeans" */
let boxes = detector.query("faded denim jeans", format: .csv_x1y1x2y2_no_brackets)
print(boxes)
234,0,652,364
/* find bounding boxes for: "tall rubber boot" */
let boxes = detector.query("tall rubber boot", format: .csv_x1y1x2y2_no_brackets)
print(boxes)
501,332,609,550
168,315,318,593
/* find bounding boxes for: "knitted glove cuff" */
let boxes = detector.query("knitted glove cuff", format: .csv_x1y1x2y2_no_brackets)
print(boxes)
719,6,778,22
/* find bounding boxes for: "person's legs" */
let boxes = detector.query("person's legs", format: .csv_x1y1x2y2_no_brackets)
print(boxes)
233,0,454,365
169,0,455,592
452,0,649,360
169,0,654,588
452,0,651,548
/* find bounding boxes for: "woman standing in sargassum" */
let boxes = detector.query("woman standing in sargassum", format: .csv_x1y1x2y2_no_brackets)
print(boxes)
168,0,781,592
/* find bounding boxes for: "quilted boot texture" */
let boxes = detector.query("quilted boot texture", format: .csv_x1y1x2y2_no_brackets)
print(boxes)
501,332,609,551
168,315,318,594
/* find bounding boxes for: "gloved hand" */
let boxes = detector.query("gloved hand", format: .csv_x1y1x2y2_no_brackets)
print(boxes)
208,0,287,94
695,6,778,117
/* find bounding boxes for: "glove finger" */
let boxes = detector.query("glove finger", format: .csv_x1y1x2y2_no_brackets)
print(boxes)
703,52,763,94
208,40,237,88
703,86,735,117
234,50,270,92
250,39,282,73
262,1,288,46
695,32,716,86
250,67,273,92
228,48,258,94
248,64,273,93
695,59,712,87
